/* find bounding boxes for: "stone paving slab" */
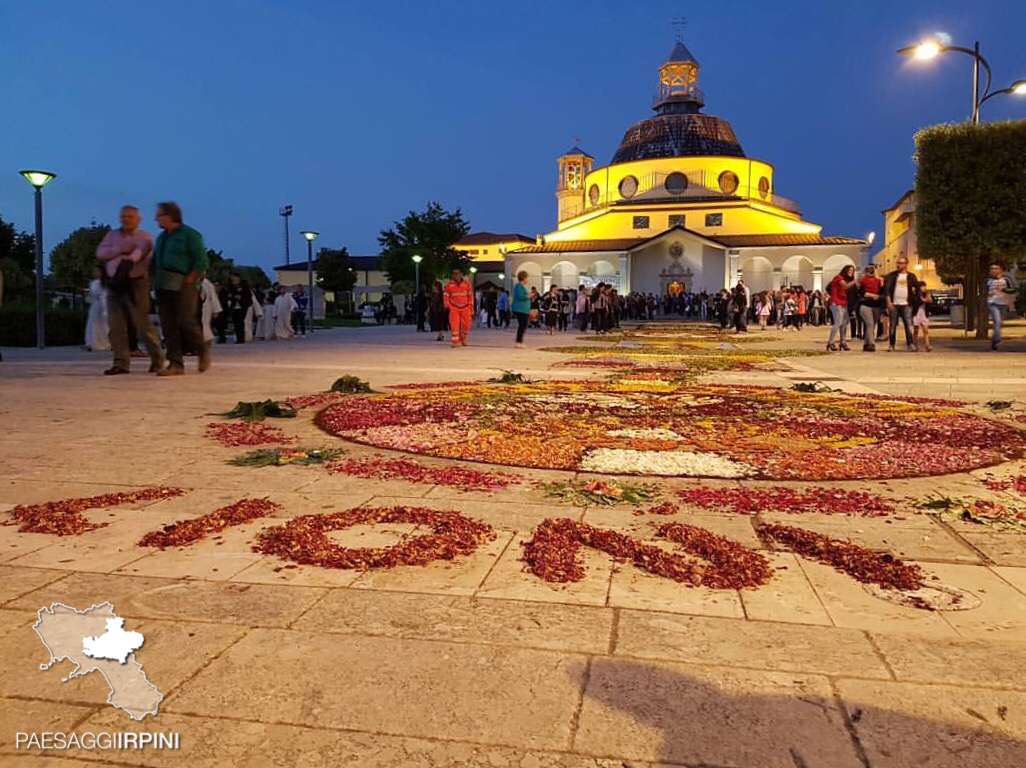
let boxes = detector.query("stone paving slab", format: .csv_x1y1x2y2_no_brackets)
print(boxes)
164,629,587,751
837,679,1026,767
574,657,864,767
615,610,890,678
8,573,326,627
293,589,614,654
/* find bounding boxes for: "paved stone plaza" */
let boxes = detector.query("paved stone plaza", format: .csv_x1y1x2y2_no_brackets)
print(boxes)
3,320,1026,767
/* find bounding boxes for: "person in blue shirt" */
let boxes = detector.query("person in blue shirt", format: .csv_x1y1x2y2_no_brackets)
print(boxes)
511,270,531,347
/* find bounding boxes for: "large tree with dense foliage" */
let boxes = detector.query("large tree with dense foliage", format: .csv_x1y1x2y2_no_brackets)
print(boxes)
316,247,357,293
0,212,36,303
205,249,270,289
49,222,110,292
378,202,471,289
915,120,1026,336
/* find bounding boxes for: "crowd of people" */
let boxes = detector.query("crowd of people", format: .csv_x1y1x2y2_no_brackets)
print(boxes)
84,202,314,377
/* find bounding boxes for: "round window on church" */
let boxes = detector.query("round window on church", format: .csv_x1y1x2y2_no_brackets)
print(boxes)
758,176,771,199
588,184,600,207
718,171,739,195
618,175,638,199
665,172,688,196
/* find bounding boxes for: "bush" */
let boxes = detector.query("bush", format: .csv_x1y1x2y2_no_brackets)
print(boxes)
0,305,86,346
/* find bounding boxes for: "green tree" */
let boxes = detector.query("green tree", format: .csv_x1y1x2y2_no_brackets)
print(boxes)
205,249,269,290
317,247,357,292
0,213,36,303
916,121,1026,337
378,202,471,289
49,222,110,292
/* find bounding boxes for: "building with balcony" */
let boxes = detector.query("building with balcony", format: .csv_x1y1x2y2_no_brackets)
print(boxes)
497,38,866,295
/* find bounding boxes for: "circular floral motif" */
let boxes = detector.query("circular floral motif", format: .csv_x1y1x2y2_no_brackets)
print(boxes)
253,506,495,569
315,382,1026,480
758,176,770,198
588,183,600,206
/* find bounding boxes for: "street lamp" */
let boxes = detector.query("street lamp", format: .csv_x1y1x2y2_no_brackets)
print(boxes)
898,37,1026,124
300,230,318,333
411,254,422,295
279,205,293,265
19,170,56,350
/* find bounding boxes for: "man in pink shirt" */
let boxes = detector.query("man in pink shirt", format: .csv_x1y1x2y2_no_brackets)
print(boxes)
95,205,164,375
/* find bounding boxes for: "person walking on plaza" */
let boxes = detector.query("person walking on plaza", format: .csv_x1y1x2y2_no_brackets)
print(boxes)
576,284,590,331
199,276,222,345
292,284,309,336
913,284,933,352
224,273,252,343
496,287,509,329
428,281,446,341
443,268,473,347
153,201,209,375
415,286,428,332
512,270,530,347
84,266,110,352
857,265,884,352
542,285,560,335
273,285,297,338
987,262,1018,350
95,204,164,375
826,265,855,351
883,257,921,351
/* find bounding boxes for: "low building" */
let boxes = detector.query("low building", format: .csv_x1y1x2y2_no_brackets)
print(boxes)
274,255,390,309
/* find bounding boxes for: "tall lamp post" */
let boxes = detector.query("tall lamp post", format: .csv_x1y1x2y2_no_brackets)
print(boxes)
19,170,57,350
279,205,293,265
300,230,318,333
897,38,1026,124
412,254,422,295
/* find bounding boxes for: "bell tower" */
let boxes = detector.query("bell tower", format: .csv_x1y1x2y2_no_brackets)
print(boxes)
654,40,705,113
556,145,593,223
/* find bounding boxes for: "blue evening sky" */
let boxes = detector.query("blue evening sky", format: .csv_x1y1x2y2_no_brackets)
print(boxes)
1,0,1023,275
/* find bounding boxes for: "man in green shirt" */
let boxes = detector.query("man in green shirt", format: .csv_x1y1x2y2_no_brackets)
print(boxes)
153,201,210,375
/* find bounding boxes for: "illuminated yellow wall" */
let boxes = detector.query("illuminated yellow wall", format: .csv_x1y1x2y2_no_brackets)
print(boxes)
546,201,820,243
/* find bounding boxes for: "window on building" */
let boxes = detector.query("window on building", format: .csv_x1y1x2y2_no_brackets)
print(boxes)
633,216,650,229
668,215,685,228
705,213,723,227
483,249,489,255
469,249,480,255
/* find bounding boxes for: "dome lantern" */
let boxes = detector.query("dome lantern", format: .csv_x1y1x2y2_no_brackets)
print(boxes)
655,41,704,113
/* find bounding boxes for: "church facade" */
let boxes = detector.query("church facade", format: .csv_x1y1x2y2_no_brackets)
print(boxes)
500,40,866,296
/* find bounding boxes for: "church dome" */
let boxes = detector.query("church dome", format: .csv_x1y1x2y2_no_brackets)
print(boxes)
611,40,746,164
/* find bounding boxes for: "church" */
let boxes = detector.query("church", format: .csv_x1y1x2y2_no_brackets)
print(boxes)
490,39,866,296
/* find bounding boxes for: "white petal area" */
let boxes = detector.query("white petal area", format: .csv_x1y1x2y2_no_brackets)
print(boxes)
580,448,756,478
607,428,685,441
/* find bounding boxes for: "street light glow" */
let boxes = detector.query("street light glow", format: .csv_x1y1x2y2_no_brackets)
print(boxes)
913,41,942,60
469,266,478,274
1013,80,1026,95
866,231,876,246
301,230,319,241
19,170,56,189
411,254,423,263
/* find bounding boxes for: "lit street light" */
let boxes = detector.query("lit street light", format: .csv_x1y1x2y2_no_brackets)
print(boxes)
469,266,477,288
898,36,1026,124
300,231,318,333
19,170,57,350
412,254,422,295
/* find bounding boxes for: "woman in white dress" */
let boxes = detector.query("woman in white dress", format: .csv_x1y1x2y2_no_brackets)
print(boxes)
263,291,277,340
84,267,110,352
273,286,297,339
199,277,223,343
247,289,262,341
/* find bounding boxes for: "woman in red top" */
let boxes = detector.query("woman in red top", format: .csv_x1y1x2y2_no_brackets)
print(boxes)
827,265,855,351
857,265,884,352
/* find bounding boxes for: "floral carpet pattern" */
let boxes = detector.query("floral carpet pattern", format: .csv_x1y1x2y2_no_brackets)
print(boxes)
315,379,1026,479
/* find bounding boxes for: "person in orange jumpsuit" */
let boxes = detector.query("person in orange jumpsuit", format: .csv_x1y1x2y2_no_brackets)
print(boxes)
443,268,474,347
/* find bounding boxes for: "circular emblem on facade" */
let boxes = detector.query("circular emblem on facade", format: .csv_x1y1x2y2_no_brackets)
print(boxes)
665,172,689,196
718,171,739,195
758,176,771,199
588,184,600,206
669,241,684,259
618,175,638,199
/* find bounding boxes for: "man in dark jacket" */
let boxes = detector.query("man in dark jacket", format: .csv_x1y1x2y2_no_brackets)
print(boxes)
882,257,922,351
